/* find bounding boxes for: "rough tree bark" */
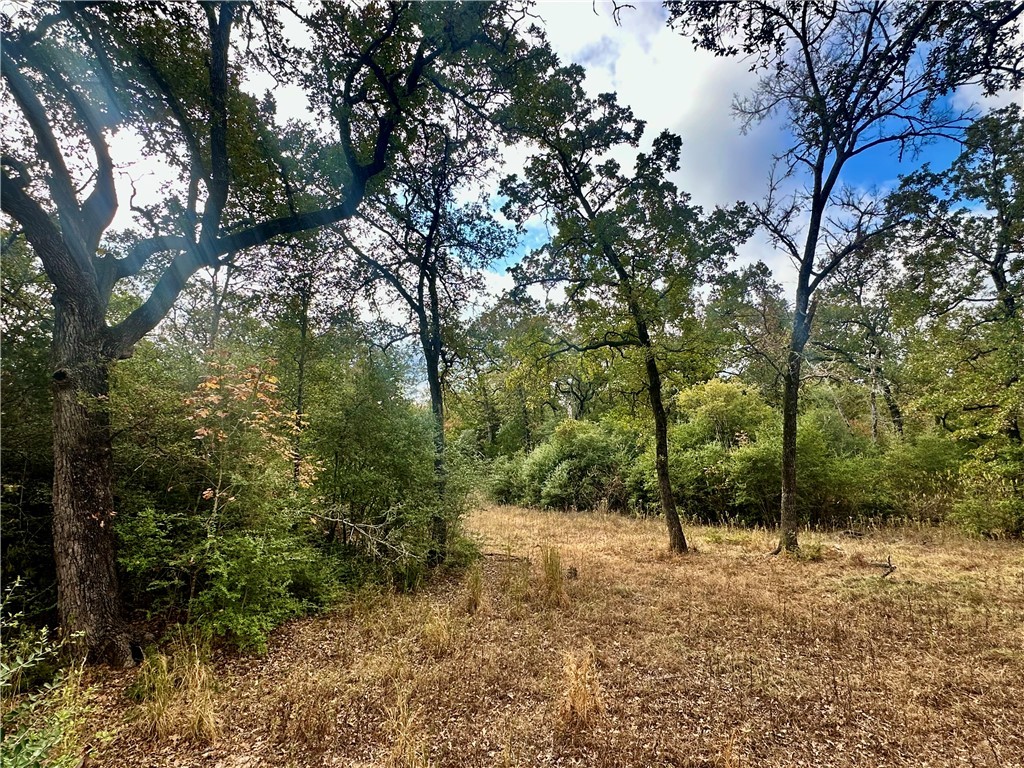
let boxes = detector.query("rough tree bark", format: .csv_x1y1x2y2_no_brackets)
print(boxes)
645,345,688,553
50,289,131,664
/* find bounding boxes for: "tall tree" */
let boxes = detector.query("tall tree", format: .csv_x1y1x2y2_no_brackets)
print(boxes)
667,0,1024,552
341,114,512,563
0,0,532,662
813,243,906,440
501,65,749,552
895,104,1022,475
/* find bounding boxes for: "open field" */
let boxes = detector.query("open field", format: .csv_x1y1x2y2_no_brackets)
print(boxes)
84,505,1024,767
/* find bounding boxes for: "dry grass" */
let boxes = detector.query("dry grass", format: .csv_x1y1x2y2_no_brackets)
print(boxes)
84,505,1024,767
540,546,570,608
131,635,218,744
464,561,485,615
556,645,604,734
384,685,431,768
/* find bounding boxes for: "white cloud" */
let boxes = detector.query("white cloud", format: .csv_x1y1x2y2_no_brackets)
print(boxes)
532,2,795,292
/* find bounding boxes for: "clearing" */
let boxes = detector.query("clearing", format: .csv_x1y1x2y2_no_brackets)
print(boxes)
85,505,1024,768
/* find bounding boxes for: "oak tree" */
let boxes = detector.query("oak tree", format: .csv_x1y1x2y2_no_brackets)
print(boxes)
667,0,1024,552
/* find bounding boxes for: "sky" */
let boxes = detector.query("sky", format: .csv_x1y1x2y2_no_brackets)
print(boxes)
491,0,1023,299
107,1,1022,305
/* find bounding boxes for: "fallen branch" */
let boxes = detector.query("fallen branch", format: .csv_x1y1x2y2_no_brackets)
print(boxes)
868,555,897,578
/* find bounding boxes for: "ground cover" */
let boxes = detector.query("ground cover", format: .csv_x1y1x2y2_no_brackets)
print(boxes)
81,505,1024,767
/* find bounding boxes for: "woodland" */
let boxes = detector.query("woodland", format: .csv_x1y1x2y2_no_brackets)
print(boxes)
1,2,1022,766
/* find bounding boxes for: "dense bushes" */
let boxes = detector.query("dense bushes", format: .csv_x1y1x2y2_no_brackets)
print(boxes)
489,379,1006,534
490,420,631,510
104,341,456,650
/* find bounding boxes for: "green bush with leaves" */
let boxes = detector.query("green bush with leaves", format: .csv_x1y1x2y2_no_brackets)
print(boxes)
1,584,91,768
675,379,773,448
488,452,528,505
950,453,1024,537
506,420,630,511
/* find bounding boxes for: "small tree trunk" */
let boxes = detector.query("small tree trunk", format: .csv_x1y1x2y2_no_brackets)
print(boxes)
778,351,801,553
50,300,131,665
879,378,903,437
645,350,687,553
424,335,448,566
869,355,879,443
292,291,310,486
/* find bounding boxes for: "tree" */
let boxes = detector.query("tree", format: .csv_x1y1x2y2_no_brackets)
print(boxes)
707,262,791,405
813,243,906,440
341,114,512,562
895,105,1023,533
1,0,533,662
667,0,1024,552
451,297,568,455
500,64,749,552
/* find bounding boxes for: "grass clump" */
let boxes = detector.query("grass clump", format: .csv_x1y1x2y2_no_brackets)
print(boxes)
556,645,604,734
540,547,569,608
384,686,431,768
420,608,456,658
129,633,218,744
464,561,485,615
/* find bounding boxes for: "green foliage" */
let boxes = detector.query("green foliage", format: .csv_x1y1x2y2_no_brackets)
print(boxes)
488,453,528,505
0,241,56,622
1,585,91,768
511,421,630,511
496,380,983,531
675,379,773,448
110,342,443,650
950,457,1024,538
184,529,334,652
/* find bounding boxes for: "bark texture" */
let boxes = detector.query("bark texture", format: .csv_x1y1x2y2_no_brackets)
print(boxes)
51,294,131,666
646,350,688,553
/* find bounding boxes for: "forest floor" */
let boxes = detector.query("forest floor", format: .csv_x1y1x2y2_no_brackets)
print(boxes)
83,504,1024,768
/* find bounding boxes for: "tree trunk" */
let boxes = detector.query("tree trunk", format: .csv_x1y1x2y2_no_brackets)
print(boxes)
778,294,815,554
423,332,448,566
778,349,801,553
292,290,310,487
645,350,687,553
879,377,903,436
50,298,131,665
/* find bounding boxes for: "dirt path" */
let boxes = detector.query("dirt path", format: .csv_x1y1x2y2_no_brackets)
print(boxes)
86,506,1024,767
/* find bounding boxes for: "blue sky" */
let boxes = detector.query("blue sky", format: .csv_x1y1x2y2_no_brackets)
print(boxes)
478,1,1023,299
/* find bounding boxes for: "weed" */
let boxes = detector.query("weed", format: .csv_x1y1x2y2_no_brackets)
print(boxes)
540,547,569,608
131,654,173,740
383,686,430,768
420,608,456,658
796,541,824,562
464,561,485,615
130,632,218,744
556,645,604,733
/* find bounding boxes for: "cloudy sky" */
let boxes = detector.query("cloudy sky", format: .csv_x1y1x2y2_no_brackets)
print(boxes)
109,2,1020,304
488,0,1021,298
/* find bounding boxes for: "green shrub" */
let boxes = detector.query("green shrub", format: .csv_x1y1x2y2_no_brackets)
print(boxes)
1,585,91,768
512,421,629,511
950,458,1024,537
184,528,336,651
878,432,963,523
489,453,527,505
675,379,773,448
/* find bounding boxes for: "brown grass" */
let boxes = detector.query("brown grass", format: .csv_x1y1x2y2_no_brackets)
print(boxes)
556,645,604,734
84,505,1024,767
131,636,218,744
